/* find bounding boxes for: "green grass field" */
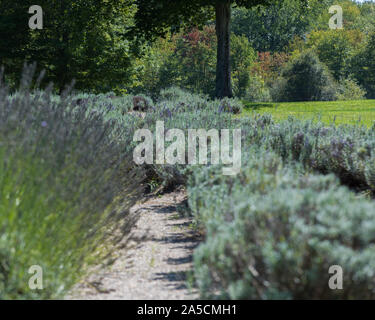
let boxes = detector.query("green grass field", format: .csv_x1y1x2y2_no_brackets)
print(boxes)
241,100,375,127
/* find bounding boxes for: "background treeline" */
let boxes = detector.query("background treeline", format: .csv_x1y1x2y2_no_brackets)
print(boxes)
134,0,375,101
2,0,375,101
0,1,139,93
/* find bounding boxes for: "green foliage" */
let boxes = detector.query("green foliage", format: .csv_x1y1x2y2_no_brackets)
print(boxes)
0,66,144,299
306,29,363,80
313,0,362,31
355,1,375,35
0,1,139,93
131,36,177,98
190,152,375,299
161,27,217,97
134,27,257,98
272,51,337,102
253,51,290,85
231,0,317,52
250,51,289,101
132,0,284,98
137,89,375,300
230,34,257,97
0,2,30,73
132,0,273,40
181,104,375,299
337,77,366,101
132,27,216,97
243,74,271,102
350,32,375,99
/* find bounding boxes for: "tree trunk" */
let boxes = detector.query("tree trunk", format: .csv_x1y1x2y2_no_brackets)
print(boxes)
215,0,233,99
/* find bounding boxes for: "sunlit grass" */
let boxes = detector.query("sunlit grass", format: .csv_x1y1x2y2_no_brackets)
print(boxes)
240,100,375,127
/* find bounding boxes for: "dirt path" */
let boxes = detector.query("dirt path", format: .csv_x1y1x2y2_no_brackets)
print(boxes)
69,191,200,300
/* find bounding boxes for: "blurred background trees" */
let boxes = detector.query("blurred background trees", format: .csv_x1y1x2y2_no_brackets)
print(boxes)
1,0,375,101
0,0,138,93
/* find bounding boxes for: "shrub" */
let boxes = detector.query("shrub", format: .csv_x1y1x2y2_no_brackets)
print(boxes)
272,51,338,102
0,66,144,299
337,77,367,100
252,52,290,86
189,152,375,299
243,74,272,102
230,34,257,98
155,87,243,115
238,115,375,193
158,87,209,105
138,89,375,194
141,91,235,188
218,97,243,115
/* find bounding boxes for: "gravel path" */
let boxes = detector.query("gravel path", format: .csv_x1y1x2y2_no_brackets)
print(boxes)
69,191,200,300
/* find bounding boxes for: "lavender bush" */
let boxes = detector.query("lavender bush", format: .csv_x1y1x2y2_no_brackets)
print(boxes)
0,65,144,299
189,150,375,299
239,115,375,193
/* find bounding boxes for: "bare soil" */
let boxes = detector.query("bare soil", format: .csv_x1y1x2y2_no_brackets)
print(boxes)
69,190,200,300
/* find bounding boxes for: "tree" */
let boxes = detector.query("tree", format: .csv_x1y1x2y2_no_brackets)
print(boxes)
159,26,218,96
273,50,337,102
133,0,299,98
230,33,257,97
0,1,138,93
350,32,375,99
231,0,320,52
133,26,257,98
355,1,375,35
0,2,32,82
306,29,363,80
314,0,362,31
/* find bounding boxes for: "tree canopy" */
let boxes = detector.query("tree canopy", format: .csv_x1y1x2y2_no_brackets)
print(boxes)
133,0,280,98
0,0,138,93
231,0,324,52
